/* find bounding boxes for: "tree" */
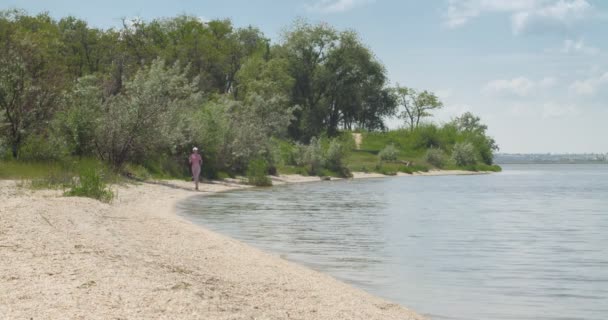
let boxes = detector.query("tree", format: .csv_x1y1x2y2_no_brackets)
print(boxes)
282,20,338,140
54,75,103,157
58,16,103,77
0,11,65,158
395,85,443,131
236,54,294,100
452,112,487,134
451,112,498,165
93,59,201,168
281,20,395,140
324,31,397,134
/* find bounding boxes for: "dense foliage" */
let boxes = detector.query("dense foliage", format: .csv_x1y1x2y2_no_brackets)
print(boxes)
0,10,500,182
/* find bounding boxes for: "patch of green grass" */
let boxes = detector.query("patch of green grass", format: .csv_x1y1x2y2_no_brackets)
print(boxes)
466,164,502,172
29,169,73,190
0,161,64,180
400,164,430,174
1,159,120,200
123,163,152,181
216,171,233,180
443,163,502,172
346,150,380,172
141,155,189,180
65,166,114,203
276,165,309,176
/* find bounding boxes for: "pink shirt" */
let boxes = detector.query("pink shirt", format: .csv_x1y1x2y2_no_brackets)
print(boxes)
189,153,202,169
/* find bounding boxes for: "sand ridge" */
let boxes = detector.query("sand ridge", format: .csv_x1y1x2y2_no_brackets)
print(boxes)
0,176,426,319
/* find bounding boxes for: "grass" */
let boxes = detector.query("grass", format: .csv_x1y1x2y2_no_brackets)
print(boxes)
1,158,117,202
65,166,114,203
344,133,433,175
0,161,64,180
275,164,309,176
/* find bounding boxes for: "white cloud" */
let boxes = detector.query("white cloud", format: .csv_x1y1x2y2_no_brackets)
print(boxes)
542,103,580,118
306,0,373,13
512,0,591,34
569,72,608,95
445,0,594,34
507,102,580,118
560,38,600,55
483,76,557,97
445,0,538,28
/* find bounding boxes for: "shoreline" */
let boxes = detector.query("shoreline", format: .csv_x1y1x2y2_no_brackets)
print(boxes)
0,171,479,319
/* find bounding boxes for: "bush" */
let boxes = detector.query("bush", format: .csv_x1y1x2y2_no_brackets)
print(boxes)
465,164,502,172
451,142,477,166
246,158,272,186
401,164,430,174
291,137,352,177
293,137,325,175
94,59,201,169
378,144,398,161
425,148,446,168
123,163,152,181
65,166,114,203
19,133,69,162
55,75,103,157
412,124,442,150
325,139,351,177
374,163,397,176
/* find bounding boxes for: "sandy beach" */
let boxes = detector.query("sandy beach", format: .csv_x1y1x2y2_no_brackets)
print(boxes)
0,171,478,319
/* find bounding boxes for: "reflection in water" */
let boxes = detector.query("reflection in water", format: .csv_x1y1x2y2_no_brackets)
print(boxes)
178,165,608,320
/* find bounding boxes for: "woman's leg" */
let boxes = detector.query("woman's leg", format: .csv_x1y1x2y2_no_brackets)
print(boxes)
193,167,201,190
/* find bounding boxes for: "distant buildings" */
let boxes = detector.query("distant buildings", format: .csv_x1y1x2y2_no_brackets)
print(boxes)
495,153,608,164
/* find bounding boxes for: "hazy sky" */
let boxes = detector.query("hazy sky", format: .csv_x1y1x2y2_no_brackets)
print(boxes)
3,0,607,153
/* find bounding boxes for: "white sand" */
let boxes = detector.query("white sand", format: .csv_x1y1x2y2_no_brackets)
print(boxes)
0,176,426,319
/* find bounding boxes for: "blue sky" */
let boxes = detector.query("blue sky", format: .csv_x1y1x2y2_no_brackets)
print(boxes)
2,0,607,153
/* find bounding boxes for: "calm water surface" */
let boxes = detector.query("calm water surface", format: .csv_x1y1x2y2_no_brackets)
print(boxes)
178,164,608,320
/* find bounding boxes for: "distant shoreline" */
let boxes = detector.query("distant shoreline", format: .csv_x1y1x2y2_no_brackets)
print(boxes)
496,162,608,165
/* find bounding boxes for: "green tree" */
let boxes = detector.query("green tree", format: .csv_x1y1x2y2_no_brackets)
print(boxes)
54,75,104,157
451,112,498,165
0,11,66,158
395,85,443,131
93,59,201,168
281,20,395,140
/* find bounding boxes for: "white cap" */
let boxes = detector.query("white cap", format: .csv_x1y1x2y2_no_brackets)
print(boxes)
193,147,198,151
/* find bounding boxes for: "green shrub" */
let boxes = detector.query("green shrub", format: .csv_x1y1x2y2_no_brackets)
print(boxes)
65,167,114,203
400,164,430,174
466,164,502,172
412,124,441,150
325,139,351,177
425,148,446,168
19,133,69,161
123,163,152,181
30,168,73,190
378,144,398,161
217,171,232,180
451,142,477,166
246,158,272,186
293,137,325,175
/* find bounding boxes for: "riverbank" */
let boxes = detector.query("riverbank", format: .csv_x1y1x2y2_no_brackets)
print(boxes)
0,174,431,319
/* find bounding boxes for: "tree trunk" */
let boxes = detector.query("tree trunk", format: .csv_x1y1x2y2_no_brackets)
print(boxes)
11,141,18,159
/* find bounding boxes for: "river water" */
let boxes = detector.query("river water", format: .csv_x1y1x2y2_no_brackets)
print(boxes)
178,164,608,320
